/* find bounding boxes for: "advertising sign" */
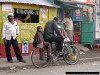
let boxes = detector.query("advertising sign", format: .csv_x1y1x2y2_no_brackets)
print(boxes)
59,0,74,2
75,9,81,20
74,0,95,4
95,5,100,39
2,4,12,12
2,3,13,22
74,0,87,3
73,9,82,21
22,41,29,53
59,0,95,4
40,7,48,23
15,8,39,15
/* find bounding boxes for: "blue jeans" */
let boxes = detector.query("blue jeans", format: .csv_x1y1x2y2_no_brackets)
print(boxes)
5,38,23,61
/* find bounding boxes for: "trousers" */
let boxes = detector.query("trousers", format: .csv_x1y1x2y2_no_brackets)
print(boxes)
46,36,64,52
5,38,23,61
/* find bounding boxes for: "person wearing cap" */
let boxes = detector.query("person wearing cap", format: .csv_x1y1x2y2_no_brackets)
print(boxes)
2,13,26,63
44,17,64,53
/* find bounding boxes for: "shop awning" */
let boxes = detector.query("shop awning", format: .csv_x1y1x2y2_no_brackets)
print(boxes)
0,0,59,8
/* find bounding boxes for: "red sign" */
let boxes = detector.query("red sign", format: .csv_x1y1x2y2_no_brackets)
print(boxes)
74,0,95,4
88,0,95,4
59,0,74,2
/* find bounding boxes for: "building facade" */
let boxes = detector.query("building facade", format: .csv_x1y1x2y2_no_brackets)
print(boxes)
49,0,95,44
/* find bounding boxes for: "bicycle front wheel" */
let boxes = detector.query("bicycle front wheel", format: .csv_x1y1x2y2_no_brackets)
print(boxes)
63,45,79,65
31,47,49,68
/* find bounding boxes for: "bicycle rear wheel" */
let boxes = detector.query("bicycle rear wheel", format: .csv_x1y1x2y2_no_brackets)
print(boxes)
63,45,79,65
31,47,49,68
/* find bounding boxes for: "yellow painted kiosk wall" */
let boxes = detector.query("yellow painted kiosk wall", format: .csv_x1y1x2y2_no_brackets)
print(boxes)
49,7,57,20
0,3,2,43
0,3,2,56
12,3,57,43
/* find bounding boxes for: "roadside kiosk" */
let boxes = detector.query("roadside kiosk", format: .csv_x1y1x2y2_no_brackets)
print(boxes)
0,0,58,57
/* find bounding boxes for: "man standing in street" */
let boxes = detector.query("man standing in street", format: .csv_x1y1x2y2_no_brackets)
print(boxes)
62,13,73,41
2,13,26,63
44,17,64,54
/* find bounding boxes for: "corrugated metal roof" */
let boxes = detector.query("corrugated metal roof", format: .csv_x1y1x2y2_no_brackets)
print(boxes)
0,0,59,8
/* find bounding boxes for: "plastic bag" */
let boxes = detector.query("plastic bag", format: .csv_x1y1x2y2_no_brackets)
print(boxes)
64,37,70,42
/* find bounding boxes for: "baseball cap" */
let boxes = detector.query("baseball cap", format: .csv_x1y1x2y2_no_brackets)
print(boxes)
8,13,14,16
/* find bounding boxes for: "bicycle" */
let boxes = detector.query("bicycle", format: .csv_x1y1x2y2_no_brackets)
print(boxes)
31,41,79,68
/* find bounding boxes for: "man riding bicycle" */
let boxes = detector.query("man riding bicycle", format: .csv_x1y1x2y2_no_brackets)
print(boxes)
31,17,79,68
44,17,64,55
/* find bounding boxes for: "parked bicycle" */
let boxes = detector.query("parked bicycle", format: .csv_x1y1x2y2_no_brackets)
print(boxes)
31,40,79,68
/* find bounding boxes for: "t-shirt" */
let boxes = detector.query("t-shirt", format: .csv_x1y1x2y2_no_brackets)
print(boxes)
62,17,73,30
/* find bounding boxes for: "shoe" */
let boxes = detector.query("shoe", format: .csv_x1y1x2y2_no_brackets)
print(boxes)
8,60,14,63
19,60,26,63
46,58,50,62
46,56,51,62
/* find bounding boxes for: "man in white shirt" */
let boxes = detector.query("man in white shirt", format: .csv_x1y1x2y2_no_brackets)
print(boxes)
62,14,73,41
2,13,26,63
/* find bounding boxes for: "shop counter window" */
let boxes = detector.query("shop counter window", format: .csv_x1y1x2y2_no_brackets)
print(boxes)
14,8,39,23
